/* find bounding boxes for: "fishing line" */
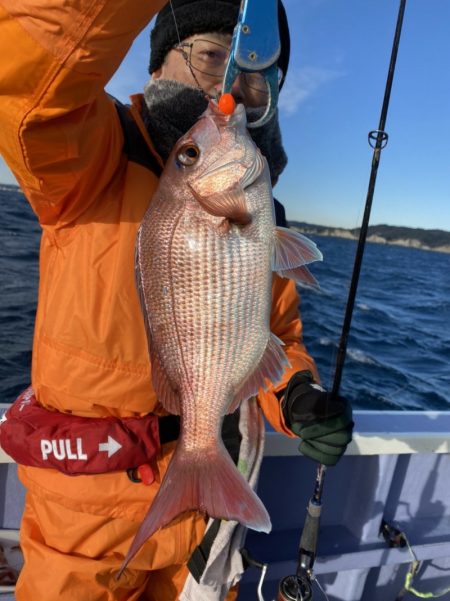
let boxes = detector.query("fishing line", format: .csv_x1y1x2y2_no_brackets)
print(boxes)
396,530,450,599
168,0,209,96
169,0,182,46
313,576,330,601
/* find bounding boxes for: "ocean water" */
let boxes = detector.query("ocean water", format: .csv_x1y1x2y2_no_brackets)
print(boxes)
1,186,40,403
301,235,450,411
1,185,449,411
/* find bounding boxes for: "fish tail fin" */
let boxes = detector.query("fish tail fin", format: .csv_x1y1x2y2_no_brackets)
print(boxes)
193,444,271,532
118,444,270,578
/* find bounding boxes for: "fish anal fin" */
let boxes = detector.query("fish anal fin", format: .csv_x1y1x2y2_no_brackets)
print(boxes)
190,183,251,226
228,333,290,413
273,227,323,273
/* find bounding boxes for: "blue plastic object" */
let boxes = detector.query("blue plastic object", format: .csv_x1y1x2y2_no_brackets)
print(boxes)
222,0,280,128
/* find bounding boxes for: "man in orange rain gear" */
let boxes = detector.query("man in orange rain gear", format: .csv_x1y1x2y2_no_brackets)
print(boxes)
0,0,352,599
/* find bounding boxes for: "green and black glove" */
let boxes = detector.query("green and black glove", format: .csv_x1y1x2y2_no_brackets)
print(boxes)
281,370,354,466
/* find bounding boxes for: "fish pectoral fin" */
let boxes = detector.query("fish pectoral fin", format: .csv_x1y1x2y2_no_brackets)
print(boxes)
273,227,323,283
190,183,252,226
228,333,290,413
149,344,181,416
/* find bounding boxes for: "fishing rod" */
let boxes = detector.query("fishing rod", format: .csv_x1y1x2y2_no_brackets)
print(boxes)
277,2,407,599
277,465,326,601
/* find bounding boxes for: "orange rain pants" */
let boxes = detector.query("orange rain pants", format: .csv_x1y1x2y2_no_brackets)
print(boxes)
0,0,319,598
16,488,237,601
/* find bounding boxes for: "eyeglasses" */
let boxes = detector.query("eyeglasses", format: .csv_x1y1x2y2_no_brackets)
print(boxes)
175,39,282,95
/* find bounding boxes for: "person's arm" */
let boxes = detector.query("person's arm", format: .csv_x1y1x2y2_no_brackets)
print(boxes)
258,275,353,465
0,0,166,225
258,273,319,436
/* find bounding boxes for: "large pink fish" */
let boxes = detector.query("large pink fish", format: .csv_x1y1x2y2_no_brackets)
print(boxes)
122,101,322,571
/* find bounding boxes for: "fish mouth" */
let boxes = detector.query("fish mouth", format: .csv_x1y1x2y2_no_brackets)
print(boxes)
207,99,247,125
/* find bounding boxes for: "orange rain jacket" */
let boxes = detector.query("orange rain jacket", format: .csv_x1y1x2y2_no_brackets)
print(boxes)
0,0,319,598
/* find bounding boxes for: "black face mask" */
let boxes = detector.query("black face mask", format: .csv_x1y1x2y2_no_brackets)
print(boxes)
142,79,287,186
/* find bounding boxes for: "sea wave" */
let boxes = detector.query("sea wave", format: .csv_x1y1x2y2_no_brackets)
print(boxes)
356,302,370,311
346,348,378,366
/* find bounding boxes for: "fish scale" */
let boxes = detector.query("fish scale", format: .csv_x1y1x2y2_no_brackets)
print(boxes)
170,219,268,425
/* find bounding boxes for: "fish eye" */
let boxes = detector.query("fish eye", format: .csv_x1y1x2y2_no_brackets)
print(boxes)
177,143,200,167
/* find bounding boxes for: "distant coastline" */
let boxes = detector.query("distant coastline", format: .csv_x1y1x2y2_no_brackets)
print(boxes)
290,221,450,254
2,183,449,254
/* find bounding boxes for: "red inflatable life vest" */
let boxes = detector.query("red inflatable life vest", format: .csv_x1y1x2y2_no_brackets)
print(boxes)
0,388,162,477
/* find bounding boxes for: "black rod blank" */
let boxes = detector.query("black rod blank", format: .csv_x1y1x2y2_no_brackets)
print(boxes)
331,0,407,400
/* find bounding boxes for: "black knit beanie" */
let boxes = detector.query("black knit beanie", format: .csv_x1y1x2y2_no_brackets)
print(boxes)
149,0,290,89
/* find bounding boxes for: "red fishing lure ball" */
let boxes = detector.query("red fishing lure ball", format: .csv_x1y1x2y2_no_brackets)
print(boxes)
218,93,236,115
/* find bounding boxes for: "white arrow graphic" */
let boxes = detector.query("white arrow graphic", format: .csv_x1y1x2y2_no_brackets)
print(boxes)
98,436,122,458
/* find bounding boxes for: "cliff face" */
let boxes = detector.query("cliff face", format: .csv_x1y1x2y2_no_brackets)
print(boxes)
289,222,450,254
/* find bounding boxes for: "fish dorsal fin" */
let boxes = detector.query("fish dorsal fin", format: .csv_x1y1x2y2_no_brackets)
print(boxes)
273,227,323,282
280,265,320,288
135,240,181,415
227,333,290,413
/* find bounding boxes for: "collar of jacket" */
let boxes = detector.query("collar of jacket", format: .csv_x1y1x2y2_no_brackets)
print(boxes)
129,93,165,171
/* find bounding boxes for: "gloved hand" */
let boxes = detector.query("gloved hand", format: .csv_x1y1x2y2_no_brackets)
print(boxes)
281,370,354,466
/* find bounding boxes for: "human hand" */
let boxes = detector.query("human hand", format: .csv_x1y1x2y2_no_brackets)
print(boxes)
281,370,353,466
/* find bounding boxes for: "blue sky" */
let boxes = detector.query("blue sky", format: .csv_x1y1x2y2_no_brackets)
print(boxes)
1,0,449,230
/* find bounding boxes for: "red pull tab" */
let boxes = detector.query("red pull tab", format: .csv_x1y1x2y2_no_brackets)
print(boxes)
137,463,154,486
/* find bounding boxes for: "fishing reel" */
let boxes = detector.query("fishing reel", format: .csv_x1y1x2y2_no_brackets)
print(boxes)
277,571,312,601
277,542,315,601
276,465,326,601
